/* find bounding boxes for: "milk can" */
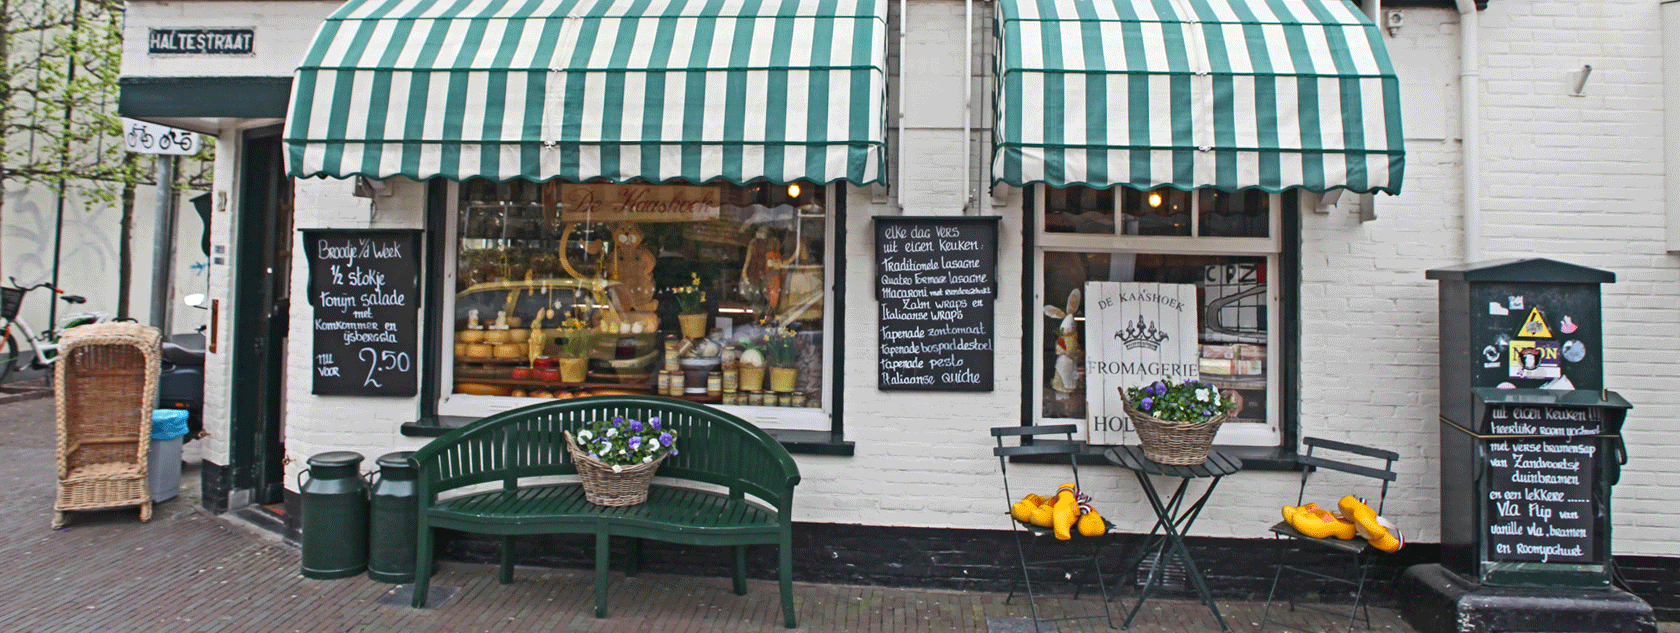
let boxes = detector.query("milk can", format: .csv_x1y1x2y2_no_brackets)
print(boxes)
366,451,419,583
300,451,368,580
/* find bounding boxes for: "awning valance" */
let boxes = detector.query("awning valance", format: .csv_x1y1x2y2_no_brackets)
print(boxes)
285,0,888,186
993,0,1404,194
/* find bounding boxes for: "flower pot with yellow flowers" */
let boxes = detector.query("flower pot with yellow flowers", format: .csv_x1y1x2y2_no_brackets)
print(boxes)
673,273,708,339
763,327,799,392
555,311,591,383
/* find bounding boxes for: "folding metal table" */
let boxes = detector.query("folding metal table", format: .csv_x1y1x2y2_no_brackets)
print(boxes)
1104,445,1243,631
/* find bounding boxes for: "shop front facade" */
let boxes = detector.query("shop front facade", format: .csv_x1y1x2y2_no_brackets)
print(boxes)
121,0,1680,613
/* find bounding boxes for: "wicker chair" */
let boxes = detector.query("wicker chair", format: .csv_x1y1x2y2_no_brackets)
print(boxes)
53,322,161,528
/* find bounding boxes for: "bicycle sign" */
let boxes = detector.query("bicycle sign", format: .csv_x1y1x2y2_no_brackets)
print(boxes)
121,118,199,155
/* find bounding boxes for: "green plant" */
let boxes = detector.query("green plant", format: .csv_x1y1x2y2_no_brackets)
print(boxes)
1124,377,1234,423
557,312,590,358
672,272,706,314
762,327,798,368
575,415,678,469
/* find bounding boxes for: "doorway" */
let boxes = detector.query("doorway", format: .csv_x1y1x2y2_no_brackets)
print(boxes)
228,126,291,506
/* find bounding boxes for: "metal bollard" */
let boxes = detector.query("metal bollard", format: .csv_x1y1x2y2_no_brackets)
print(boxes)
299,451,368,580
367,451,419,583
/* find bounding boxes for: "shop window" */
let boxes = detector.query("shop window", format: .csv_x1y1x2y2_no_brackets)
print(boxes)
1034,186,1288,446
440,179,833,430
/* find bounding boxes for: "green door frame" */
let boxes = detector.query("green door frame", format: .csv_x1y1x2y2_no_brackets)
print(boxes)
227,126,290,504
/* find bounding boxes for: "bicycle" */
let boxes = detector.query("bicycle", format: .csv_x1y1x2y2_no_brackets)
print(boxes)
0,278,109,385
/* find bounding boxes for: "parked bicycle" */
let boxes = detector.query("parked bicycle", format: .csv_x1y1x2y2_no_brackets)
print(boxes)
0,278,110,384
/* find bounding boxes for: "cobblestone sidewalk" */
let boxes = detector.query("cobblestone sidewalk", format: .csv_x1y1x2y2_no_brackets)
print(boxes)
1,395,1422,633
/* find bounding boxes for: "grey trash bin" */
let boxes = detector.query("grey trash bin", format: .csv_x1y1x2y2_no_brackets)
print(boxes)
148,409,190,502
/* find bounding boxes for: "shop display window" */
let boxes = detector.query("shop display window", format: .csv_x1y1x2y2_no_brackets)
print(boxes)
444,179,830,421
1035,186,1286,446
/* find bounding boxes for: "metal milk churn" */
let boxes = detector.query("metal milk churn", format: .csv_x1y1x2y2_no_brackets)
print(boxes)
299,451,368,580
366,451,420,583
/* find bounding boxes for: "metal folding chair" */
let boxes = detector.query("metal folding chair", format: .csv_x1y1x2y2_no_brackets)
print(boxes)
1260,437,1400,633
992,424,1118,632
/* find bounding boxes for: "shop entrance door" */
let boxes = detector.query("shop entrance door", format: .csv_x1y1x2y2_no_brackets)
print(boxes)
228,126,291,506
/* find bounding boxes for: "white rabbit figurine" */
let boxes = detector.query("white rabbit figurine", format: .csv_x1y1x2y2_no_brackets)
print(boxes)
1043,288,1082,393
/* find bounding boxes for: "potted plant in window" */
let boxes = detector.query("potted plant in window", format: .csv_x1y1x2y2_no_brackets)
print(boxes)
737,337,766,392
764,327,799,393
1121,377,1236,465
673,273,707,339
555,311,591,383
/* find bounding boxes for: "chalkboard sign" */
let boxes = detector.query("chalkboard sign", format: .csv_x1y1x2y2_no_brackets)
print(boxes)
874,216,999,391
304,229,421,396
1482,403,1602,564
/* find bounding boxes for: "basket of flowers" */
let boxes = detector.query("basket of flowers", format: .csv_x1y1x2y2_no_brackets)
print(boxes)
1121,377,1235,465
564,415,679,506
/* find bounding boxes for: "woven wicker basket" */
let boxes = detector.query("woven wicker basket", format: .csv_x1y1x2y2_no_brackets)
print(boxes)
1121,391,1228,466
54,322,162,528
564,430,666,506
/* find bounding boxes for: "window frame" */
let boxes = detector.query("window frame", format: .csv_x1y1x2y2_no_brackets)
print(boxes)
1025,185,1299,448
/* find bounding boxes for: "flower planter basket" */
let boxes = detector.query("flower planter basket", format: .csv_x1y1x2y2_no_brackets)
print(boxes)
1122,392,1228,466
564,430,666,506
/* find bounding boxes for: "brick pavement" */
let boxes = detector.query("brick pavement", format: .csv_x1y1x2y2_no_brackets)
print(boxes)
0,393,1430,633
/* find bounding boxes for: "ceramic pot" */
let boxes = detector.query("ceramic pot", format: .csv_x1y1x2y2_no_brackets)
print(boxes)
769,367,797,393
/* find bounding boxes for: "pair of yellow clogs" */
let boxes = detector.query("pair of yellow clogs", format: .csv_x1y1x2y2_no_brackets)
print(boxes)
1280,495,1404,552
1010,483,1108,540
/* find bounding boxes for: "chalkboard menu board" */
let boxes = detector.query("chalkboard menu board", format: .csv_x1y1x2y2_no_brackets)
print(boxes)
1483,403,1602,564
303,229,421,396
874,216,999,391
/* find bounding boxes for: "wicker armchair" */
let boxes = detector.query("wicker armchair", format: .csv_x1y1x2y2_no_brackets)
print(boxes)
53,322,161,528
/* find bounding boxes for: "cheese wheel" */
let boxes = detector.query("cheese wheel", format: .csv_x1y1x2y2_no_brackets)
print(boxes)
493,344,521,359
466,343,494,358
458,329,485,344
454,382,511,396
483,329,511,344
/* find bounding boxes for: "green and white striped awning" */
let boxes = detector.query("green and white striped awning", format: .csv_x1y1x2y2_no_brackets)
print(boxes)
993,0,1404,194
285,0,888,185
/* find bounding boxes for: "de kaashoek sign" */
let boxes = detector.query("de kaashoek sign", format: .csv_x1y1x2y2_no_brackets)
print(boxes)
1083,282,1200,445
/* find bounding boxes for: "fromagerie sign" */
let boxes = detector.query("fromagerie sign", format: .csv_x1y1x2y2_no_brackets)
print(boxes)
559,184,720,223
1083,282,1200,445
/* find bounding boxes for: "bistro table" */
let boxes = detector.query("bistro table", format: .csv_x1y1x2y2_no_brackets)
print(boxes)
1104,445,1243,631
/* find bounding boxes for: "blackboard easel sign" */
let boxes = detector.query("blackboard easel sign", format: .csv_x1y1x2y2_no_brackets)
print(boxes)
303,229,421,396
873,216,999,391
1482,403,1602,564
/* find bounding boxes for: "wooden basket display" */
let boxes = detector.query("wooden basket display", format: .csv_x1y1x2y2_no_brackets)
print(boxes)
564,430,666,506
1121,390,1228,466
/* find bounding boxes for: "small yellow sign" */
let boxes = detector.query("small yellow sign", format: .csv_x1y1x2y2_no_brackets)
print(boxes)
1517,307,1552,338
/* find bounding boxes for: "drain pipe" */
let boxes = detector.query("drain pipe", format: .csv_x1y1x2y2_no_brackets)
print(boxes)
897,0,907,212
962,0,973,214
1457,0,1481,262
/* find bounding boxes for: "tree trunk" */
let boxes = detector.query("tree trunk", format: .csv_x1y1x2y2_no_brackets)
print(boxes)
116,152,139,319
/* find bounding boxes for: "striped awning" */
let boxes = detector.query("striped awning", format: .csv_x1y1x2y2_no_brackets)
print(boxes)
285,0,888,185
993,0,1404,194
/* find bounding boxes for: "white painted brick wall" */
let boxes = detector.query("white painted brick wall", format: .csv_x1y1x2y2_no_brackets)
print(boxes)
189,0,1680,557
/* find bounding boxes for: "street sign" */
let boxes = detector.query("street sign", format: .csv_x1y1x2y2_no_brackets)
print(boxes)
122,118,199,155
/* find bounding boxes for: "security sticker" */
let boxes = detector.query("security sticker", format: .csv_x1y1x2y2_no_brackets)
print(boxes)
1561,339,1587,363
1560,315,1579,334
1509,340,1561,379
1508,296,1524,310
1489,302,1510,316
1517,307,1552,338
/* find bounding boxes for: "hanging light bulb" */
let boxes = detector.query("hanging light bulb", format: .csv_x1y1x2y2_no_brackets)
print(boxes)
787,183,802,199
1147,191,1163,208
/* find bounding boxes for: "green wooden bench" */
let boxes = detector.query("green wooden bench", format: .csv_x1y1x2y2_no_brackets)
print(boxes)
408,395,802,628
